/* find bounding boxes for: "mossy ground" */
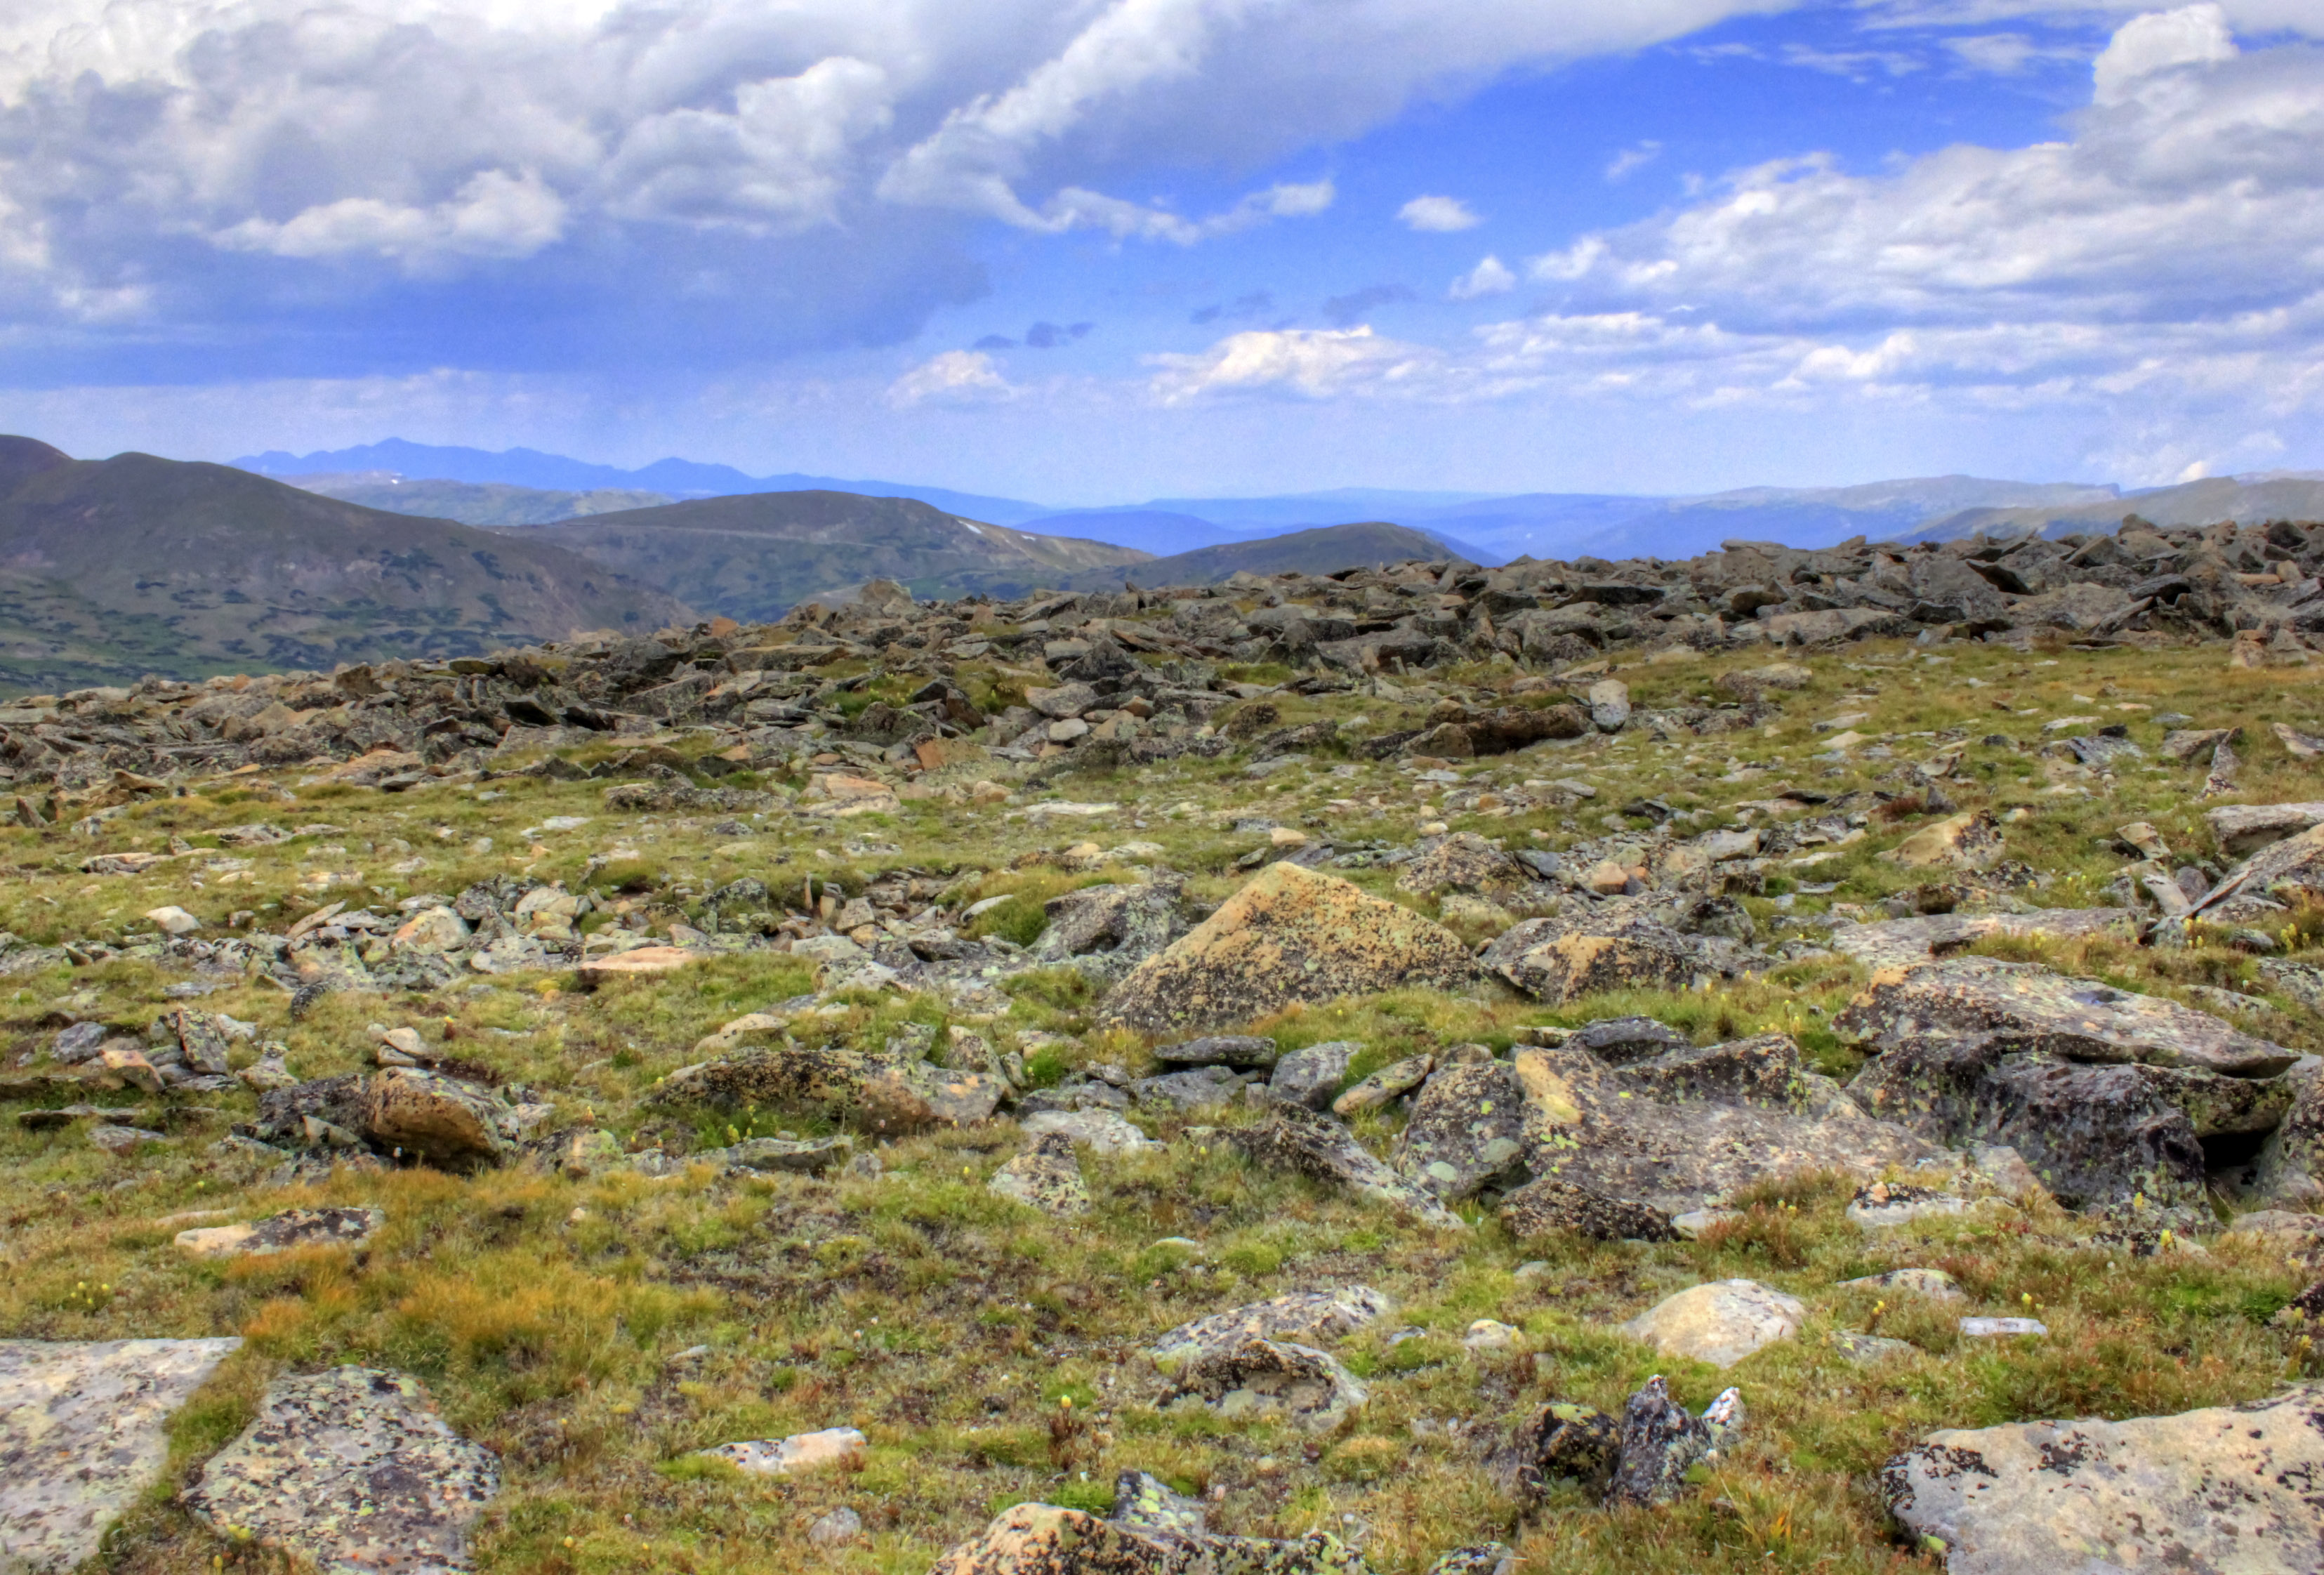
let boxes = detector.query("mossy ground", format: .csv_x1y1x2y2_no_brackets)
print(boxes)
4,634,2323,1572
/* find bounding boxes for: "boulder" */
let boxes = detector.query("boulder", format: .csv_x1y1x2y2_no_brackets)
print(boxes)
1500,1176,1678,1242
1836,957,2299,1078
1162,1338,1367,1432
1100,863,1477,1033
1265,1041,1359,1111
1230,1107,1467,1227
1828,907,2139,969
186,1367,498,1575
1031,878,1191,982
1150,1287,1396,1367
2252,1062,2324,1207
988,1134,1091,1215
2198,819,2324,921
1884,811,2004,871
2206,800,2324,857
0,1336,244,1573
1617,1280,1804,1369
926,1501,1368,1575
654,1043,1005,1133
1396,833,1532,897
1509,1043,1939,1217
362,1068,510,1169
1605,1376,1714,1508
699,1135,856,1175
176,1206,384,1259
1394,1060,1529,1200
1481,897,1757,1006
1127,1065,1246,1111
1587,678,1631,733
1880,1383,2324,1575
1021,1109,1158,1153
1151,1034,1280,1069
1564,1015,1692,1065
1495,1400,1622,1501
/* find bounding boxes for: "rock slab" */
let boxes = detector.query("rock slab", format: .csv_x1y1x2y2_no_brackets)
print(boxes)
186,1366,497,1574
0,1337,242,1574
1618,1280,1805,1369
1880,1383,2324,1575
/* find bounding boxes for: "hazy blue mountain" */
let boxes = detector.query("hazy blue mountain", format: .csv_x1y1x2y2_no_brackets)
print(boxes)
1908,473,2324,543
233,440,1059,523
1014,510,1250,556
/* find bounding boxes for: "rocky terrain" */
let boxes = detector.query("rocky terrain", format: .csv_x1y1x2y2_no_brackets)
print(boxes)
6,515,2324,1571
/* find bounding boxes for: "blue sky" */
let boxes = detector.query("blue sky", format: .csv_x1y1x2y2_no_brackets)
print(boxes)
1,1,2320,503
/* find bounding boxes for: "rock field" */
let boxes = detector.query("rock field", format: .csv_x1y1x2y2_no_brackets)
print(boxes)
6,521,2324,1571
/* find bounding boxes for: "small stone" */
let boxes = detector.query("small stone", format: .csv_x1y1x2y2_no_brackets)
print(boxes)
1828,1329,1917,1364
986,1134,1090,1215
1959,1317,2048,1338
1838,1267,1966,1303
807,1507,863,1547
1269,826,1309,847
1265,1041,1359,1111
1605,1376,1711,1507
143,905,201,935
1847,1182,1971,1230
1463,1319,1519,1352
175,1206,383,1259
88,1123,165,1154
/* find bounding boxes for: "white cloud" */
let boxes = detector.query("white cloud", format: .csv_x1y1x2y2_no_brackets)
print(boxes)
1399,195,1481,232
1449,255,1517,299
215,169,569,270
1605,143,1663,182
2092,3,2237,105
888,348,1014,407
1148,326,1451,403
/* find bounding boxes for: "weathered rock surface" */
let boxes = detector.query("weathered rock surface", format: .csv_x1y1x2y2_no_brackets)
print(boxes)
1605,1376,1715,1507
1481,896,1758,1005
699,1427,866,1477
1100,863,1477,1032
1265,1041,1360,1111
927,1501,1369,1574
1617,1280,1805,1369
1163,1338,1368,1431
1495,1400,1621,1501
1499,1175,1679,1241
1229,1107,1466,1227
1838,957,2299,1078
362,1068,512,1168
1150,1287,1395,1367
1395,833,1533,897
655,1041,1005,1132
989,1133,1090,1215
185,1366,498,1574
0,1337,242,1574
1030,878,1191,982
175,1205,384,1258
1880,1383,2324,1575
1394,1060,1529,1199
1828,908,2139,969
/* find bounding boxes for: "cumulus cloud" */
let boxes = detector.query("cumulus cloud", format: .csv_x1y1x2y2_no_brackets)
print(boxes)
1398,195,1481,232
215,170,569,271
1148,326,1449,404
1448,255,1517,299
888,349,1014,407
2091,3,2237,104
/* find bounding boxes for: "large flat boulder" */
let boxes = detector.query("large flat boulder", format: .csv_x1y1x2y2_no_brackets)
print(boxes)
1880,1383,2324,1575
1828,909,2139,970
1509,1041,1940,1217
2198,819,2324,921
2207,801,2324,857
1149,1287,1394,1367
1481,895,1758,1006
0,1337,242,1573
1099,862,1476,1033
1837,957,2299,1079
186,1366,498,1575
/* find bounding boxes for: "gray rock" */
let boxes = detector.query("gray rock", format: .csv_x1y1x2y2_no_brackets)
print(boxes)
1588,678,1632,734
1163,1338,1367,1432
1265,1041,1360,1110
1618,1279,1805,1369
0,1337,243,1573
1128,1064,1246,1111
1150,1287,1395,1367
1566,1015,1692,1065
807,1507,862,1547
1152,1035,1280,1069
1031,878,1191,983
1331,1053,1436,1116
1495,1399,1621,1501
987,1133,1090,1215
1604,1376,1711,1507
185,1366,498,1574
699,1135,854,1175
1393,1061,1529,1200
1500,1175,1678,1241
1020,1109,1158,1152
1880,1384,2324,1574
1230,1106,1467,1227
1110,1470,1208,1536
175,1206,385,1259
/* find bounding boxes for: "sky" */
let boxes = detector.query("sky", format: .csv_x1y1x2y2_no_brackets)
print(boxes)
1,0,2321,505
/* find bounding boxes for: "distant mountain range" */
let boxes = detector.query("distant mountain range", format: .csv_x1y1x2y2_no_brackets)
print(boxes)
0,438,687,693
253,438,2324,566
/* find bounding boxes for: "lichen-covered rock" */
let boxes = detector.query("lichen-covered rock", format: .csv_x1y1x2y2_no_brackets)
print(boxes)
186,1366,498,1574
176,1206,384,1258
1265,1041,1360,1111
989,1134,1090,1215
1605,1376,1713,1507
1828,909,2138,970
1152,1035,1281,1069
0,1337,242,1574
1836,957,2299,1078
1618,1034,1809,1109
1230,1106,1466,1228
1880,1383,2324,1575
1494,1399,1622,1501
1844,1033,2283,1210
1331,1053,1435,1116
2200,818,2324,923
1022,1109,1158,1153
1393,1061,1529,1200
1565,1015,1692,1065
698,1134,855,1174
1031,878,1191,983
1109,1470,1207,1536
1617,1280,1804,1369
654,1043,1005,1133
925,1501,1370,1574
699,1427,865,1476
1099,863,1477,1033
1425,1546,1515,1575
2253,1062,2324,1207
1883,811,2004,871
362,1067,510,1169
1499,1175,1677,1241
1510,1043,1939,1217
1149,1287,1395,1367
1481,916,1698,1004
1163,1338,1368,1432
1395,833,1532,897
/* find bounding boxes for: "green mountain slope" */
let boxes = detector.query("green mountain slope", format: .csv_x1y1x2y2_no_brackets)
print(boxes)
520,490,1150,619
284,472,676,526
0,437,692,694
